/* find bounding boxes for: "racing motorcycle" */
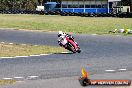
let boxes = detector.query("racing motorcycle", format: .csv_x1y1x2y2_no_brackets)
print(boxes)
58,35,81,53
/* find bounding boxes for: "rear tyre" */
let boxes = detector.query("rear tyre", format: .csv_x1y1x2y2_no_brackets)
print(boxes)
77,49,81,53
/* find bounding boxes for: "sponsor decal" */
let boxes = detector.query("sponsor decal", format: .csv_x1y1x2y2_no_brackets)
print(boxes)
79,67,131,86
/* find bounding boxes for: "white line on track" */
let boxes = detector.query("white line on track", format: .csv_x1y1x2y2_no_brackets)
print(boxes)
2,78,13,80
0,57,14,58
92,34,97,35
28,76,39,78
0,54,51,59
40,54,50,55
61,52,69,53
1,42,5,44
30,55,41,57
27,76,39,79
15,56,29,58
105,70,115,72
9,43,13,45
14,77,24,79
118,69,127,71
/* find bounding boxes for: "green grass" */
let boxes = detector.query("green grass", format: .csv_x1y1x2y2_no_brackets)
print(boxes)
0,14,132,34
0,80,16,85
0,43,66,57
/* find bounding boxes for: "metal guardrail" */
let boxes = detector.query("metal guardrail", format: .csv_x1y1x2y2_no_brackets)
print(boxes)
0,9,131,18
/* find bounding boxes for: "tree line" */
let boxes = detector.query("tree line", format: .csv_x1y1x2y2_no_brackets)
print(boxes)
0,0,44,10
0,0,131,10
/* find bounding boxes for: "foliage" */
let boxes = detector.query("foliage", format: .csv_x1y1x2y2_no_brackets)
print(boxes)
121,0,131,6
0,0,38,10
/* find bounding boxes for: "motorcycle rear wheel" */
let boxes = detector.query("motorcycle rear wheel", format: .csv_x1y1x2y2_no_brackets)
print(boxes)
77,49,81,53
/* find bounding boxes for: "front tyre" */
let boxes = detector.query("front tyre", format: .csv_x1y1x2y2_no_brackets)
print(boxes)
66,43,76,53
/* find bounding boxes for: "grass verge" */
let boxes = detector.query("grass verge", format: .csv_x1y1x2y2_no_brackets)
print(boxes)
0,43,66,57
0,80,16,85
0,14,132,34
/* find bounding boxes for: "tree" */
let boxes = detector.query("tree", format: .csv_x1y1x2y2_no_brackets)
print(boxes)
0,0,38,10
121,0,131,6
25,0,38,10
38,0,44,5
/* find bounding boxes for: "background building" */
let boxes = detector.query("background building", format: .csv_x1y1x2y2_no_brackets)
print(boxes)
0,0,131,13
44,0,109,13
43,0,131,13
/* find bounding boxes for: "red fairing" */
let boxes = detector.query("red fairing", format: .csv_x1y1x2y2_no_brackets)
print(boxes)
66,37,78,49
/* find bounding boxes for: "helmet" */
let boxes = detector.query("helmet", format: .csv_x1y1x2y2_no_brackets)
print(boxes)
59,31,63,35
58,31,63,37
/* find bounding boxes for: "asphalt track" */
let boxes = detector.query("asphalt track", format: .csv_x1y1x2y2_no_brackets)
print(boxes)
0,29,132,88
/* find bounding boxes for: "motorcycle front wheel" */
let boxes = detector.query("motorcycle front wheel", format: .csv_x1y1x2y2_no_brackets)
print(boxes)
66,43,76,53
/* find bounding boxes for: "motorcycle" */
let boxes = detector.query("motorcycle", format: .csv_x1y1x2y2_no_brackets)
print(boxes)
58,35,81,53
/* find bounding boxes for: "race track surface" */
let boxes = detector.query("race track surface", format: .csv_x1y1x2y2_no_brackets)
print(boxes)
0,29,132,87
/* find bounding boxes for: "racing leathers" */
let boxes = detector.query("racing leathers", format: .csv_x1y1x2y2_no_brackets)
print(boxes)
58,33,75,48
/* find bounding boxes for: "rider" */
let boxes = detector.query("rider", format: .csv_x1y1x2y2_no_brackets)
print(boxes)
57,31,75,48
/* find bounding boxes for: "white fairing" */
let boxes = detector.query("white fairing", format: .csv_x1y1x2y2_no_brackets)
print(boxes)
58,36,68,45
61,38,67,45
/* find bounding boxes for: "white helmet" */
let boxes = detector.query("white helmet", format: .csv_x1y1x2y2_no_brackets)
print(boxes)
58,31,64,37
59,31,63,35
